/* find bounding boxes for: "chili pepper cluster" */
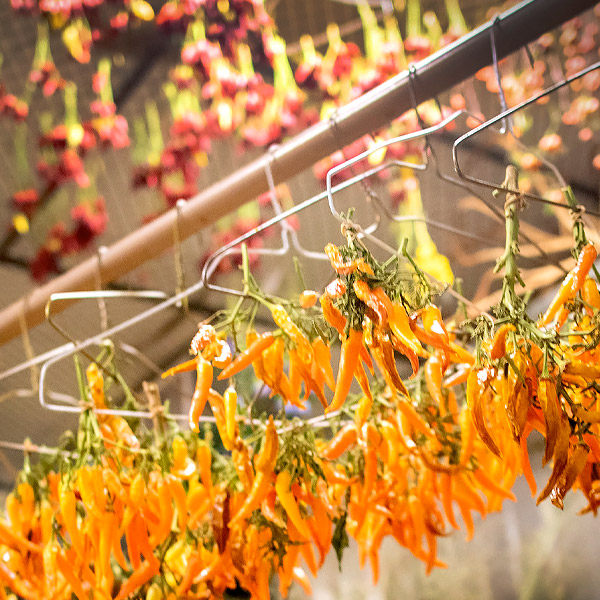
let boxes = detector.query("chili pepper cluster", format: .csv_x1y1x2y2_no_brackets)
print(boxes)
5,180,600,599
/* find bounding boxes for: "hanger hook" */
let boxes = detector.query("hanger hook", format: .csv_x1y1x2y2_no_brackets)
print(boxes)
407,64,427,131
453,60,600,218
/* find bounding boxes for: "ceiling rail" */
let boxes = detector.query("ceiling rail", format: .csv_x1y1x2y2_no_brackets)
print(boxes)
0,0,595,345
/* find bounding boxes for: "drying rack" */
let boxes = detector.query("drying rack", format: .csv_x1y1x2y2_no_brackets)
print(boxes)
0,0,595,345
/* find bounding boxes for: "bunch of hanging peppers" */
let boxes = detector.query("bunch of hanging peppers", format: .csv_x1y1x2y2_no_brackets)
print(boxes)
4,179,600,599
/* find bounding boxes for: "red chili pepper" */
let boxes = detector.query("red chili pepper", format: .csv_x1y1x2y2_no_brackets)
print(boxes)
326,328,363,413
217,332,275,380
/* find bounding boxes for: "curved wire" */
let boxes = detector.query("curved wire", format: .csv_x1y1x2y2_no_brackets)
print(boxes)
453,60,600,216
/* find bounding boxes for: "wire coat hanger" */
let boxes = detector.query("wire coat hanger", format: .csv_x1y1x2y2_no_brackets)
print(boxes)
453,60,600,217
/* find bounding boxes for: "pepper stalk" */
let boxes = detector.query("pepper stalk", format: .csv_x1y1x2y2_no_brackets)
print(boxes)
494,165,526,315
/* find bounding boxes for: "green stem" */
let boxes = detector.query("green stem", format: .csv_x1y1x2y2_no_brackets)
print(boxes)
494,165,525,315
401,236,430,295
563,185,588,253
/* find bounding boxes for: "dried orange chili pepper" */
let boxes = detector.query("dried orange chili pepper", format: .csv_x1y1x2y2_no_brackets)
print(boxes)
289,348,328,408
320,293,346,332
165,474,187,533
115,556,160,600
471,468,516,502
276,471,311,540
424,353,445,408
312,337,336,391
232,438,254,491
458,406,476,467
224,385,238,442
551,444,590,508
271,304,313,364
189,357,213,433
0,520,41,555
466,368,501,458
326,327,363,413
299,289,319,308
261,489,285,527
229,416,279,527
443,364,470,387
582,277,600,314
422,304,450,347
217,331,275,380
55,550,87,600
390,303,424,356
538,378,561,465
353,280,389,327
324,243,374,275
537,415,570,504
161,357,198,379
320,423,357,460
519,426,537,496
486,323,515,360
58,486,85,559
539,243,597,326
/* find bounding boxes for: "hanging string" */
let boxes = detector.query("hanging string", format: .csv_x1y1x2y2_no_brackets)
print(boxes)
173,199,189,313
94,246,109,332
18,295,38,393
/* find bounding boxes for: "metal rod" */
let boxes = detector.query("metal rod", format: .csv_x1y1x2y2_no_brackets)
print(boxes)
0,0,595,345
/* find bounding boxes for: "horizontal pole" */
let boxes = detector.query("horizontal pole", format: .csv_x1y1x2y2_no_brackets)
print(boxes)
0,0,595,345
